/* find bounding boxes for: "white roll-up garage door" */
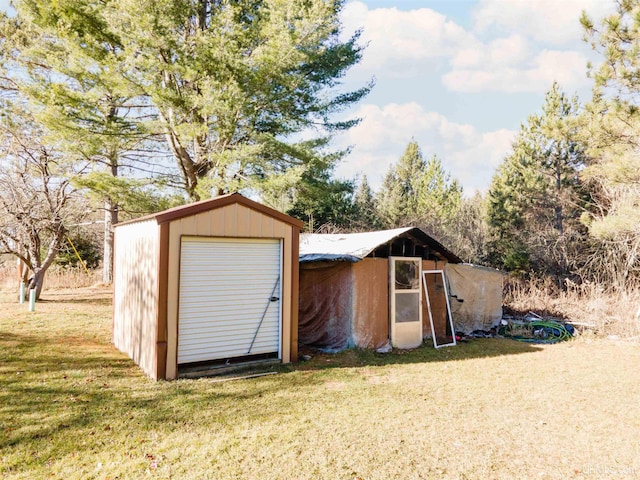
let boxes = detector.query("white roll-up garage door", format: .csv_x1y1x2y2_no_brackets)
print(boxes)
178,237,282,364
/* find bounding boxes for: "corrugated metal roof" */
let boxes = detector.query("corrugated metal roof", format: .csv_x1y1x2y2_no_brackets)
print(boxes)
299,227,461,263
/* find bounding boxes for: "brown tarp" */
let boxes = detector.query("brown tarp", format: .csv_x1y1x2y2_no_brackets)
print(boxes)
299,258,391,350
298,262,353,350
445,263,504,333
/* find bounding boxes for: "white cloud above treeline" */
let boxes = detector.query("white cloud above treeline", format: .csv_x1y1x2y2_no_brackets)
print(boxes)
444,48,589,93
341,2,474,77
471,0,615,46
334,103,515,194
335,0,616,194
341,0,606,94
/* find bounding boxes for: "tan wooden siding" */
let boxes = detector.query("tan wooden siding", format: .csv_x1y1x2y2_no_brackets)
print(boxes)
187,203,288,239
113,220,160,379
352,258,390,348
165,203,295,380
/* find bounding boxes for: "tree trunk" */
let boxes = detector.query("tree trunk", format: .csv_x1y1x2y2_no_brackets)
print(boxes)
27,230,64,301
103,197,117,284
164,129,201,201
28,267,46,300
18,258,29,302
554,156,564,234
103,143,119,284
158,81,202,202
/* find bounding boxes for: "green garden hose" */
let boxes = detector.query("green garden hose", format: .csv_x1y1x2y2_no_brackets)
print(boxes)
500,319,573,344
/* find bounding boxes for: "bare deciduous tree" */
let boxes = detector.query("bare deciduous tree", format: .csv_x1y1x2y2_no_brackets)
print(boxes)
0,110,86,299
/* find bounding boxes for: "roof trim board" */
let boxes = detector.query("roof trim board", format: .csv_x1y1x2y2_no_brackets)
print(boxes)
114,193,304,229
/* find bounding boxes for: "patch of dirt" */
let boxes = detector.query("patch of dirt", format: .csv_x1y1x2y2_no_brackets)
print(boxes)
323,380,347,391
39,287,113,305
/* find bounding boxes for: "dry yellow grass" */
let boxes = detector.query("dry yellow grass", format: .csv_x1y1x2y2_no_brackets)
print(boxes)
1,286,640,479
505,277,640,340
0,263,103,291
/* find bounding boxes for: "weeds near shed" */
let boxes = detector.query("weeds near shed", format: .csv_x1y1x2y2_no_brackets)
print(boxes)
504,276,640,340
0,264,102,291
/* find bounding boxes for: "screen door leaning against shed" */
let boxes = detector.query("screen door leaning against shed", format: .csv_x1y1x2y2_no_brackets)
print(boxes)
390,257,422,349
177,237,282,365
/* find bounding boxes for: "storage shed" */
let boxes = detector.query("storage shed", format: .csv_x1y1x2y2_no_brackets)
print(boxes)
298,227,462,351
112,193,303,380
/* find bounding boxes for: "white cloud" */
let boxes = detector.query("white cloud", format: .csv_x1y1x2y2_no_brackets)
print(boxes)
341,1,475,77
332,1,616,193
472,0,616,46
334,102,516,194
444,49,589,93
448,128,515,193
342,1,595,94
452,35,532,69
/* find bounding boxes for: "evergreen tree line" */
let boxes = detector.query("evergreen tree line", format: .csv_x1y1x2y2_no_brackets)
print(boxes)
348,2,640,291
345,70,640,291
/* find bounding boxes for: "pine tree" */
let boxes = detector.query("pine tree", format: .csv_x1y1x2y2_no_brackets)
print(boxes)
377,141,462,232
352,175,381,231
487,83,592,278
377,141,425,227
0,4,167,283
377,166,407,228
580,1,640,286
417,154,462,230
2,0,371,279
110,0,371,201
285,172,355,233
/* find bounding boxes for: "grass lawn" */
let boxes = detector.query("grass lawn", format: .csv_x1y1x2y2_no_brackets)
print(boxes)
1,288,639,479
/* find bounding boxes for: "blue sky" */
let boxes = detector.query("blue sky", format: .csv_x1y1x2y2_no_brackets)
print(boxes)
334,0,617,194
0,0,617,195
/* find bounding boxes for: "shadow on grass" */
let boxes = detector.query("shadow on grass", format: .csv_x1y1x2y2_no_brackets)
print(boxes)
0,327,544,474
283,337,544,373
166,337,544,382
37,295,112,306
0,329,298,453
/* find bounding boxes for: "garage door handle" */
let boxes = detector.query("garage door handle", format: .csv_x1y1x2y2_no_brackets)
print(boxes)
247,275,280,354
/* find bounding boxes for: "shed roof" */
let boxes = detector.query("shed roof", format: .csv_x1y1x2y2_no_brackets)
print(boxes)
299,227,461,263
115,193,304,229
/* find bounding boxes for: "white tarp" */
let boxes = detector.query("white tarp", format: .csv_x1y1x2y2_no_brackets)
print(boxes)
445,263,505,333
299,227,414,263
